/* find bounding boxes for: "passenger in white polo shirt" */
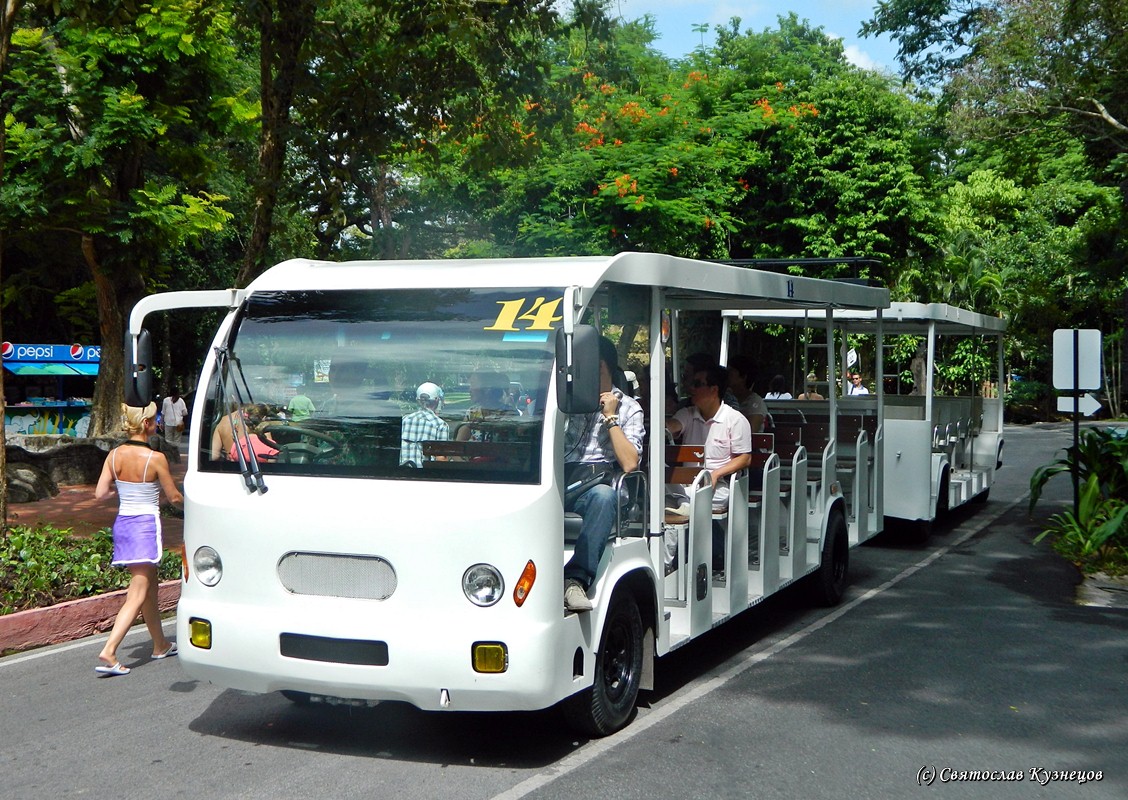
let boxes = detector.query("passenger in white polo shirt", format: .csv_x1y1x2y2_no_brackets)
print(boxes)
666,364,752,574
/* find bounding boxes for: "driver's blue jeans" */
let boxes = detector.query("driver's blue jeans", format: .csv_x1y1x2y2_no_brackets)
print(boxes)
564,484,615,590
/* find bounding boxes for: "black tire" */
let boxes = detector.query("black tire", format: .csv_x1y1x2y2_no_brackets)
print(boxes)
562,591,644,737
810,510,849,606
936,468,950,517
908,517,933,545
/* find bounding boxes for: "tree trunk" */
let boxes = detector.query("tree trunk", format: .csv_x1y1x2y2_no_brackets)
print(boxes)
0,0,26,527
235,0,317,288
83,235,127,437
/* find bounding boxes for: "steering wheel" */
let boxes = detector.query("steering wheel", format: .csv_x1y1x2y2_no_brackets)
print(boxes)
260,423,341,464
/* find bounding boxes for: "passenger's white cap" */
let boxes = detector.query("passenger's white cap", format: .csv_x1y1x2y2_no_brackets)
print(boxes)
416,382,444,402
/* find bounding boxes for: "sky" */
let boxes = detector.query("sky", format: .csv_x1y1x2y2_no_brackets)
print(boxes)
593,0,901,73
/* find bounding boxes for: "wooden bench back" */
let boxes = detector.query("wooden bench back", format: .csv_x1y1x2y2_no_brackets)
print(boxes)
666,444,705,484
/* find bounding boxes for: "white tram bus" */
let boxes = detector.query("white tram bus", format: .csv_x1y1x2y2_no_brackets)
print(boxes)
126,253,897,735
726,301,1006,540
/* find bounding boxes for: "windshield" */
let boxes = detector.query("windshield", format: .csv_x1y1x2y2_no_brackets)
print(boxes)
199,288,562,484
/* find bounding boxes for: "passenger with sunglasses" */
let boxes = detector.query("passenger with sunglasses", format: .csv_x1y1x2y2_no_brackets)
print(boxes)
665,364,752,575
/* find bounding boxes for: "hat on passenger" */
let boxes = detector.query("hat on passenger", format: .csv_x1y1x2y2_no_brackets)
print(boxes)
416,382,444,405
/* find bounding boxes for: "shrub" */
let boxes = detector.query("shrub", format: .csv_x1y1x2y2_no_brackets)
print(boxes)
0,525,181,615
1030,427,1128,575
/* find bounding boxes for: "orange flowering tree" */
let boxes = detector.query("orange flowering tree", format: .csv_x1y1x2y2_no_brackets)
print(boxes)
433,11,937,270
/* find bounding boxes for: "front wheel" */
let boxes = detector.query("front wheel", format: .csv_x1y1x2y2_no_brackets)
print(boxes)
810,510,849,607
562,591,644,737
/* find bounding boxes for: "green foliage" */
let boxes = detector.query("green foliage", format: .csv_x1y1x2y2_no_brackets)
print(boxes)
1006,379,1048,405
0,526,182,616
1034,475,1128,576
1030,428,1128,574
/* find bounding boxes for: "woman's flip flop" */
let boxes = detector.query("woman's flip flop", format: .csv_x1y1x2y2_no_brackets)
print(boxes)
94,662,131,676
152,642,178,660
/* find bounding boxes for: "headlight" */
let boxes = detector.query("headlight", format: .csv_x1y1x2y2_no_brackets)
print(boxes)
193,546,223,586
462,563,503,607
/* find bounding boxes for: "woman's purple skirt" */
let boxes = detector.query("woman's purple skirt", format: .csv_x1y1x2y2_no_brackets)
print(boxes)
111,513,163,566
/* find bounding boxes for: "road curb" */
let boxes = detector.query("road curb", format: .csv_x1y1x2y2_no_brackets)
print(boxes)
0,580,181,654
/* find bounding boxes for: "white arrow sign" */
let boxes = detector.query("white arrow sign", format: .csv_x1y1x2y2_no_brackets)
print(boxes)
1057,393,1101,417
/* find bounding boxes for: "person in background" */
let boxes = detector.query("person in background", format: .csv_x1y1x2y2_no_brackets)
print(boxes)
161,388,188,446
846,371,870,396
457,371,516,443
93,403,183,676
399,382,450,466
764,374,793,400
727,356,767,433
287,392,316,421
797,373,825,400
562,337,644,612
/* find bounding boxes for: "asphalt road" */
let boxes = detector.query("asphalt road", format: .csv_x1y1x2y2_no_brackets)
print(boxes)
2,423,1125,799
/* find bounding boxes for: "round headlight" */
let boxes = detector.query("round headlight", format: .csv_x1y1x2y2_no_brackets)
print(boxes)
462,563,504,607
193,546,223,587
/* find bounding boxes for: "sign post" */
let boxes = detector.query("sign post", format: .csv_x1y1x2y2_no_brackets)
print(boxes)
1052,329,1102,517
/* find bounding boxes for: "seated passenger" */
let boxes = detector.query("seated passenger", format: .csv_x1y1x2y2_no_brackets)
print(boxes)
399,382,450,466
210,402,240,461
765,374,793,400
797,373,825,400
228,403,280,463
562,337,644,613
456,371,518,444
727,356,768,433
846,371,870,396
665,364,751,576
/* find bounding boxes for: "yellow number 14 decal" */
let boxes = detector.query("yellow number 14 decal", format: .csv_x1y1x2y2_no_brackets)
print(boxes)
484,297,564,332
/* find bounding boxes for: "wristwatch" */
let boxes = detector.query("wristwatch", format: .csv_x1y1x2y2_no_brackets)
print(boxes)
603,414,619,428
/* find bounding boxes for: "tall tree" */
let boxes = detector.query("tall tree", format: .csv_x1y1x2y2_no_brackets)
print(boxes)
4,2,240,434
234,0,317,287
0,0,25,524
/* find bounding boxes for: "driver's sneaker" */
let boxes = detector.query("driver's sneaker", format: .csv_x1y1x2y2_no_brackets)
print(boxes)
564,579,593,612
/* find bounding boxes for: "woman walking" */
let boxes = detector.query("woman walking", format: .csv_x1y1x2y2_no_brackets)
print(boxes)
93,403,183,676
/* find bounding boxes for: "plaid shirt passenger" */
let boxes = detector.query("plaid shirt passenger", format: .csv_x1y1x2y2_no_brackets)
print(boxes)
399,407,450,466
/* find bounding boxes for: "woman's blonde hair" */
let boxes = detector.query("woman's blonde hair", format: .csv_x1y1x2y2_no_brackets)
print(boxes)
121,402,157,435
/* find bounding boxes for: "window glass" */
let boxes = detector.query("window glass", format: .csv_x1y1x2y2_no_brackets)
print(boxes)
199,289,562,483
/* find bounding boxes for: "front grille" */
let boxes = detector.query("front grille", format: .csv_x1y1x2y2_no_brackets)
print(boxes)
278,552,397,600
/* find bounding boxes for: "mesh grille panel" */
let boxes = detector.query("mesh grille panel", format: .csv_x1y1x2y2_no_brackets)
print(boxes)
278,552,397,600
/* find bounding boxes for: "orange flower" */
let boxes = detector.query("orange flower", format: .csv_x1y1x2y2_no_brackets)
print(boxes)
669,167,679,177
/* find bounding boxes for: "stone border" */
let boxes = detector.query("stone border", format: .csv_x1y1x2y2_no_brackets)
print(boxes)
0,580,181,654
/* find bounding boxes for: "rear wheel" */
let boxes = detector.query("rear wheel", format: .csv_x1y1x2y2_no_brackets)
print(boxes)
810,510,849,606
562,591,643,737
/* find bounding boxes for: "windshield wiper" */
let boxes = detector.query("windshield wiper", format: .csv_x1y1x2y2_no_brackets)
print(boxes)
214,345,268,494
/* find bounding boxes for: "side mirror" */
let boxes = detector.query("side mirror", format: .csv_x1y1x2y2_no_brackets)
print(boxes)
123,328,153,407
555,324,600,414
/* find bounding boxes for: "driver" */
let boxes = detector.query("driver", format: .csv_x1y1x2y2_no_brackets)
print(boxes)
228,403,280,463
399,382,450,467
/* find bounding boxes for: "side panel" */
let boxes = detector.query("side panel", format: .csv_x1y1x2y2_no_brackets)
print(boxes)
882,418,935,522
